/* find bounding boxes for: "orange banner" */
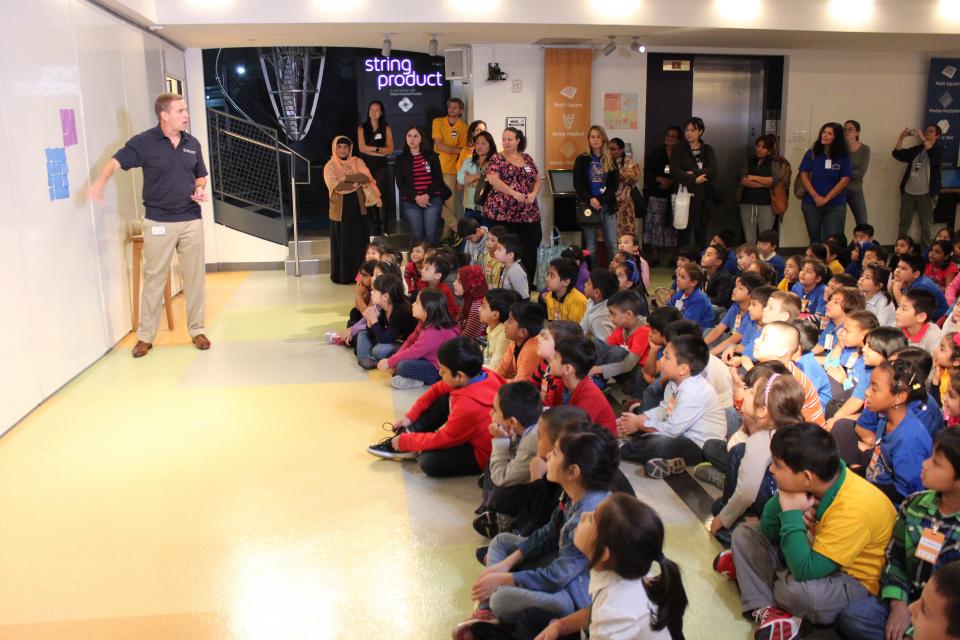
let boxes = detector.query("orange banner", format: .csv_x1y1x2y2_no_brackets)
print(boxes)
544,49,592,170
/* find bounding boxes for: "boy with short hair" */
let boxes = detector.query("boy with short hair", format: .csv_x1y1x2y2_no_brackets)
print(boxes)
836,429,960,640
763,290,803,325
814,287,866,356
482,225,506,289
702,243,736,309
791,318,832,411
726,423,896,639
713,229,740,275
422,254,460,319
480,288,521,367
590,290,651,393
546,336,617,435
668,262,716,330
542,257,588,323
495,301,545,383
458,217,488,267
367,337,505,477
617,335,727,477
893,253,948,321
862,244,886,269
757,229,785,282
707,271,764,355
897,288,943,353
580,268,618,341
791,257,828,319
495,233,530,299
737,243,760,273
474,380,544,538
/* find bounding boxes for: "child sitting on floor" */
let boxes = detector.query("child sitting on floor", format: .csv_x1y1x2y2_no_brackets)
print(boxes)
925,239,958,291
368,337,504,477
791,257,828,320
791,319,832,412
758,229,785,282
495,233,530,299
720,423,896,640
542,257,588,323
404,241,430,297
617,234,651,290
590,290,652,395
377,288,460,389
453,265,488,339
458,217,489,267
479,289,520,368
453,425,619,637
532,319,584,400
836,429,960,640
422,254,460,319
859,263,896,327
814,287,865,356
897,288,943,354
528,494,688,640
495,300,545,383
355,274,418,370
545,336,617,435
706,272,764,355
777,255,802,292
482,226,506,290
667,263,715,331
580,268,618,341
934,332,960,406
473,381,544,539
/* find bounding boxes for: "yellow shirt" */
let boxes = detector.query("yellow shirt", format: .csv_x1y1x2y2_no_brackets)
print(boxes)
432,116,468,175
940,369,952,404
483,322,507,367
544,288,589,323
482,252,504,289
811,470,896,595
828,259,844,275
456,145,474,172
777,277,790,292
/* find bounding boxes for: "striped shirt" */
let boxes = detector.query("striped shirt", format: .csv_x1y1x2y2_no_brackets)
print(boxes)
786,361,825,426
881,490,960,602
412,154,432,195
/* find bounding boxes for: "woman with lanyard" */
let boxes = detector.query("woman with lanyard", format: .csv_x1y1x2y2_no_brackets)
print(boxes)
356,100,393,236
457,130,497,224
395,126,448,246
737,134,777,246
798,122,852,243
573,125,619,262
609,137,641,242
670,117,718,250
843,119,871,226
643,126,681,266
484,127,542,285
323,135,380,284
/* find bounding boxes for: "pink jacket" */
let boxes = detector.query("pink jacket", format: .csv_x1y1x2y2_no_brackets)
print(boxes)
386,323,461,370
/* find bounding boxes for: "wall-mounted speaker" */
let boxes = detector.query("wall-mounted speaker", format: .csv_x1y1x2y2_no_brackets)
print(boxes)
444,48,467,80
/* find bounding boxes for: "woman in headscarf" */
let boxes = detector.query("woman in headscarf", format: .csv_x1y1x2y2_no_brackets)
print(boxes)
324,135,380,284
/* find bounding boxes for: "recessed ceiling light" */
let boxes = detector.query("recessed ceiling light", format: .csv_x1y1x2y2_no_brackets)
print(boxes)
829,0,874,23
715,0,761,21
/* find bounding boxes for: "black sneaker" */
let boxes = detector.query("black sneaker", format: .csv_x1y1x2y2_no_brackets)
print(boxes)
367,436,417,461
475,545,489,565
472,511,499,539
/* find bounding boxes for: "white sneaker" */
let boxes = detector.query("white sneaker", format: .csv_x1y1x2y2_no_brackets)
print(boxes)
391,376,425,390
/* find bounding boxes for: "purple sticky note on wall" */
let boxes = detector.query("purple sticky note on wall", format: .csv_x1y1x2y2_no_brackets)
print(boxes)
60,109,77,147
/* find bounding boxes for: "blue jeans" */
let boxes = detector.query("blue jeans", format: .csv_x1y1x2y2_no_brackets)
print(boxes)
801,201,846,244
355,331,398,361
581,204,617,263
394,359,441,384
835,594,887,640
402,196,442,245
846,189,869,227
484,532,576,623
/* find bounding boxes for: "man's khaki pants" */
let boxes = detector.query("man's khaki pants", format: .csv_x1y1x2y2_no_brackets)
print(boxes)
138,218,205,343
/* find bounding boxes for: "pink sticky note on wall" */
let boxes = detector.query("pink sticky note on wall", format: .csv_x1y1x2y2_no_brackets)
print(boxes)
60,109,77,147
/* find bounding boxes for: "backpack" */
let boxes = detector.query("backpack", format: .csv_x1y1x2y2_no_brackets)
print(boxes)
771,157,793,215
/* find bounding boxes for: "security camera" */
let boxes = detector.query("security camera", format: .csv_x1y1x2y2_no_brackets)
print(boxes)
487,63,507,82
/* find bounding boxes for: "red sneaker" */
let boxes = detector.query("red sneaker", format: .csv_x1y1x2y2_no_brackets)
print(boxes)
713,549,736,580
752,606,803,640
451,609,498,640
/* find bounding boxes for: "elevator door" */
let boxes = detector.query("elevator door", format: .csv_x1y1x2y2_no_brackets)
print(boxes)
692,58,765,242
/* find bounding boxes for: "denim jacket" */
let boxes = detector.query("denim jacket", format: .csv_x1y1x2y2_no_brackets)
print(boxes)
513,489,610,609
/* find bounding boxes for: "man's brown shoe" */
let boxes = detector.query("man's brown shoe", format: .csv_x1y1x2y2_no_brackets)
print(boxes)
192,334,211,350
132,341,152,358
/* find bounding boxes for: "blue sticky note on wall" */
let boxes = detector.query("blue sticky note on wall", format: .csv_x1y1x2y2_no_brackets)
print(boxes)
45,147,69,201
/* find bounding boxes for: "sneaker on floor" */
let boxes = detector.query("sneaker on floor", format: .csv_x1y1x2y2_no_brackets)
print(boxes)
472,511,499,539
713,549,736,580
475,545,488,565
391,375,425,390
752,606,803,640
452,609,499,640
325,331,343,345
358,356,379,370
693,462,726,490
644,457,686,479
367,437,417,461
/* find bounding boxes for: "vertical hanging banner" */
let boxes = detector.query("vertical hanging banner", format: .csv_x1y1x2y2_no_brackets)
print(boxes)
544,49,592,170
925,57,960,167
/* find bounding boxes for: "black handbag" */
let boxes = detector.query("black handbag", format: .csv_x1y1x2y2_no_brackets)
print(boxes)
576,200,601,227
474,175,491,207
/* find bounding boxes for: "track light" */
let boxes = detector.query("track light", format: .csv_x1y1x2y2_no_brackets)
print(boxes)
602,36,617,57
630,37,646,54
429,34,439,57
381,34,392,57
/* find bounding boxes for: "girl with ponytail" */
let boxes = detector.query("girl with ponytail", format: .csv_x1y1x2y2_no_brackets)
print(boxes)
534,493,688,640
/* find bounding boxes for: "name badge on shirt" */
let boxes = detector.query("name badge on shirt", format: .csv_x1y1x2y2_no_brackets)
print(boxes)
697,161,703,170
150,226,166,236
825,158,834,170
374,133,383,140
524,165,532,174
824,334,834,350
914,160,924,172
451,131,458,138
664,165,671,175
424,162,431,173
915,528,946,564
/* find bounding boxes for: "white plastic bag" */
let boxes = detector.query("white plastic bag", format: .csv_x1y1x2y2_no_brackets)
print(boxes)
672,185,692,230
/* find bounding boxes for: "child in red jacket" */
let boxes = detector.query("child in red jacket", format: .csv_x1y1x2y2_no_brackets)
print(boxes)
544,335,617,436
367,336,504,477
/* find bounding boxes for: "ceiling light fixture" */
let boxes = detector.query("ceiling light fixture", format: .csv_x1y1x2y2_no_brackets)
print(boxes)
715,0,761,21
939,0,960,20
381,34,392,57
602,36,617,57
829,0,874,23
630,37,646,54
429,34,439,57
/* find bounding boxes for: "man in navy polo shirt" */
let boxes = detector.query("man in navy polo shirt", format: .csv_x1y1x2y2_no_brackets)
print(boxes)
89,93,210,358
891,252,948,321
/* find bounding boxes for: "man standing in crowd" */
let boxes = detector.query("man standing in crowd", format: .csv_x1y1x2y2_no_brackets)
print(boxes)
894,124,944,246
88,93,211,358
432,97,467,238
